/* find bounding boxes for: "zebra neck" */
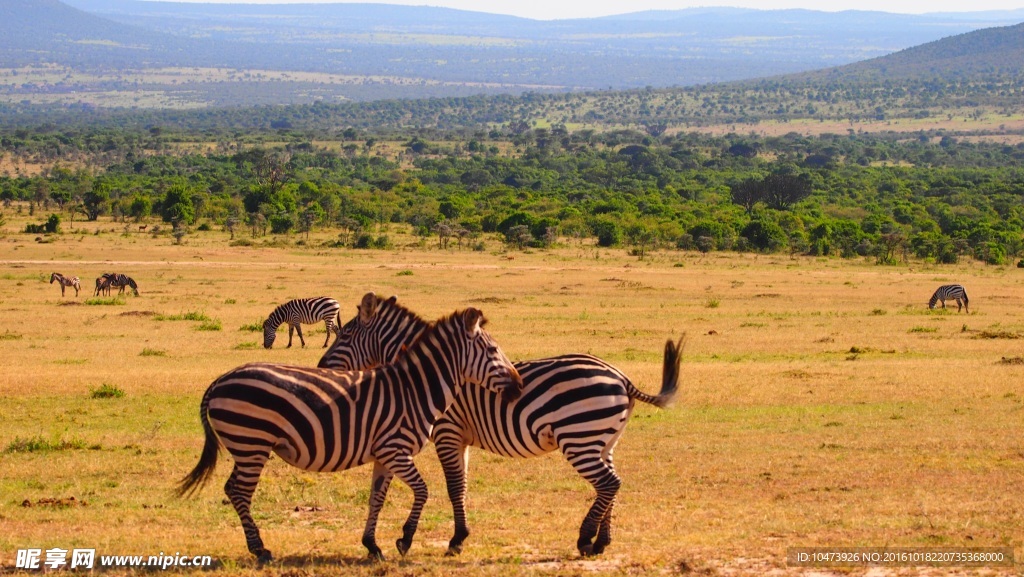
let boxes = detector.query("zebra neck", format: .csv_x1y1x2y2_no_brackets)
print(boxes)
383,322,430,363
388,337,464,430
266,311,285,329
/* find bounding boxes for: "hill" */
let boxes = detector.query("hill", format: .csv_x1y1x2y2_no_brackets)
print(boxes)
2,1,1023,107
812,20,1024,80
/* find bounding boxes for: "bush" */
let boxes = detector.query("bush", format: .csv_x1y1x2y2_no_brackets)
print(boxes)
741,218,787,252
91,383,125,399
269,213,295,234
24,214,60,234
591,219,622,247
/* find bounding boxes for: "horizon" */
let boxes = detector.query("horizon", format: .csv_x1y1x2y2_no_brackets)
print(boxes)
131,0,1024,21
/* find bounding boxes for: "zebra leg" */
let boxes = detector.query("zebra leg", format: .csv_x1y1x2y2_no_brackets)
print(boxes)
286,325,294,348
380,452,428,557
956,298,963,312
361,460,394,561
223,460,273,563
566,451,622,557
591,481,617,554
322,320,332,348
434,437,471,556
295,325,306,348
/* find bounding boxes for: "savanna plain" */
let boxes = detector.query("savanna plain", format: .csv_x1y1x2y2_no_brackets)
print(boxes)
1,216,1023,576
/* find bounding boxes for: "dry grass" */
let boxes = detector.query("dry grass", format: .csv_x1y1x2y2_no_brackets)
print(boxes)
1,215,1023,576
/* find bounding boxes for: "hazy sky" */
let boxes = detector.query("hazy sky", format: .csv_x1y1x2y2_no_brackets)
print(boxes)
156,0,1024,20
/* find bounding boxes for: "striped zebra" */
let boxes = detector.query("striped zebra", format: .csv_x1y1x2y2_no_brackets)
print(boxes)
105,273,139,296
929,284,969,313
263,297,342,349
318,293,683,557
49,272,80,297
94,274,112,297
178,307,523,561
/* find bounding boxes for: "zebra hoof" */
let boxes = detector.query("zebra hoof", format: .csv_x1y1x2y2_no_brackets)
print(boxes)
255,549,274,564
395,537,411,556
366,548,385,562
578,543,595,557
444,545,462,557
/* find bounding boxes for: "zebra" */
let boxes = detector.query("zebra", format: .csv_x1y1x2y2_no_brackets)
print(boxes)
49,272,80,297
105,273,139,296
178,307,523,562
929,284,969,313
262,297,341,349
318,293,683,557
94,274,112,297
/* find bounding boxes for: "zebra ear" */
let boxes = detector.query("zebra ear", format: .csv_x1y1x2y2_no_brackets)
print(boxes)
359,292,378,324
463,308,483,333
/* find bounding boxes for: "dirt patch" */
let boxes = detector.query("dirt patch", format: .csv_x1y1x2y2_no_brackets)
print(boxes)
998,356,1024,365
974,330,1021,340
119,310,157,317
58,301,82,306
468,296,514,304
22,496,86,508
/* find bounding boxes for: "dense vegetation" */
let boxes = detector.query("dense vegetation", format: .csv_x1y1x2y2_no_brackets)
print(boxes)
3,124,1023,265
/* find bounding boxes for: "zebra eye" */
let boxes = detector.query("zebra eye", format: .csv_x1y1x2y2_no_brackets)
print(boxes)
486,346,498,355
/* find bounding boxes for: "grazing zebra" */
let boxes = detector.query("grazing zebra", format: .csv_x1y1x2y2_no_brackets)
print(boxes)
49,272,80,297
263,297,341,349
178,307,523,562
105,273,140,296
929,284,969,313
318,293,683,557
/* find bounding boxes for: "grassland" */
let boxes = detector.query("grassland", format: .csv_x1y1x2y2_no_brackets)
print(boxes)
1,215,1023,576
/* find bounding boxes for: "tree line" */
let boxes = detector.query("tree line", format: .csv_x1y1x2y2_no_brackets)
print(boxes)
2,126,1023,265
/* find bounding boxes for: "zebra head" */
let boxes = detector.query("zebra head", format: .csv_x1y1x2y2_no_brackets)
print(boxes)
262,319,277,349
445,307,523,402
49,273,59,284
318,292,425,370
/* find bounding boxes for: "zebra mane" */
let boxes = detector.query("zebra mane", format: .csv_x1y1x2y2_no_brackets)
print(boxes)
400,308,487,356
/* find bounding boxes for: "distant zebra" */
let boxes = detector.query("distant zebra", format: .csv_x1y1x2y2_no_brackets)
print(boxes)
263,297,341,349
105,273,139,296
318,293,683,556
178,307,523,561
94,274,112,297
929,284,969,313
49,272,80,297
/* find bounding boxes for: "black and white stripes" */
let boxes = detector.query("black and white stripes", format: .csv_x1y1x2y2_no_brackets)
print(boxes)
262,297,342,348
929,284,969,313
49,272,80,297
94,273,139,296
319,293,683,556
178,307,523,561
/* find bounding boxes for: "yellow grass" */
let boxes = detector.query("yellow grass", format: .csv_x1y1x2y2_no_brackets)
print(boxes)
1,215,1023,575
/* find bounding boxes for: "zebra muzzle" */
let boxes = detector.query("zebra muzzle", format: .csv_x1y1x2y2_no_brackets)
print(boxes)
501,365,524,402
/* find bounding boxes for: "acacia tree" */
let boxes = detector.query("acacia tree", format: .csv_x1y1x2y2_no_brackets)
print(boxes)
82,182,110,221
762,171,812,211
730,178,763,213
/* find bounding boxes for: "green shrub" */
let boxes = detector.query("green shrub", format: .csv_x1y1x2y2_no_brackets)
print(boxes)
196,320,222,331
91,383,125,399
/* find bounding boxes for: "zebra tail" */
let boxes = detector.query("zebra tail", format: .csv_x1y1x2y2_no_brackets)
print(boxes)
176,386,221,497
626,334,685,408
